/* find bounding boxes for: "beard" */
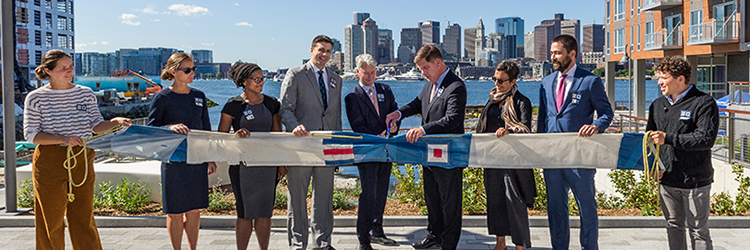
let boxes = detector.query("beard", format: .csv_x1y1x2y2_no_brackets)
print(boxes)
553,56,571,72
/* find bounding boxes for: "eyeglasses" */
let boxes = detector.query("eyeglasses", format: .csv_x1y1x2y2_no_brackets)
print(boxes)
175,66,197,74
247,77,264,84
492,76,511,85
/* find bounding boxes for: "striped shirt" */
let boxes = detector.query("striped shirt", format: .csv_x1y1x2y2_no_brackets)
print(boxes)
23,85,104,143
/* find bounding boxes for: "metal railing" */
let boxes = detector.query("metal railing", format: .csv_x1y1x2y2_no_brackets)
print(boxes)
688,20,739,44
641,0,682,10
644,27,682,50
713,108,750,166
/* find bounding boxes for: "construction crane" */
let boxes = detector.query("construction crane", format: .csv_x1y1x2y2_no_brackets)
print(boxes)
443,13,450,26
111,70,163,88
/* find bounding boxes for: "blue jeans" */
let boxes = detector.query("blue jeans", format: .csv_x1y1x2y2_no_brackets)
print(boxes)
544,168,598,250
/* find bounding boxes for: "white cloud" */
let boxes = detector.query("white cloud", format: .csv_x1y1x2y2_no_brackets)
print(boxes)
76,43,88,48
201,43,215,46
234,22,253,28
234,3,239,6
101,41,110,45
168,4,211,17
184,22,192,26
120,13,141,26
152,19,161,22
90,41,98,45
270,38,276,41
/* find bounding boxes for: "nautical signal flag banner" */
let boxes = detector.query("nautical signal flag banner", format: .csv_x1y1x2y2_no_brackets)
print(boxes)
84,125,650,170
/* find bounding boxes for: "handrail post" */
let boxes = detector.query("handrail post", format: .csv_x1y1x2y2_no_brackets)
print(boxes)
728,113,735,163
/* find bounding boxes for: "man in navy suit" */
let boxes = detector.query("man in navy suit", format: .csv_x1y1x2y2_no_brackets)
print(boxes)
344,54,399,250
537,34,613,250
385,45,467,250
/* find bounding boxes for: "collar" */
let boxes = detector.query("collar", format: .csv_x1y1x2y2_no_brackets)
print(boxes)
309,61,325,73
666,85,693,105
359,82,375,93
559,64,578,78
435,68,450,86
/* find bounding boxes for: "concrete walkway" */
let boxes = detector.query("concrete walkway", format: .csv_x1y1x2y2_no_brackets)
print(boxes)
0,226,749,249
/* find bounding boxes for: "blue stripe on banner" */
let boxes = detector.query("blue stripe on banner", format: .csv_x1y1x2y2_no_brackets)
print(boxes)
386,134,472,169
616,133,646,170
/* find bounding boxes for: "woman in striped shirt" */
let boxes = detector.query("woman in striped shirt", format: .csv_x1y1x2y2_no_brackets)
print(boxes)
23,49,132,250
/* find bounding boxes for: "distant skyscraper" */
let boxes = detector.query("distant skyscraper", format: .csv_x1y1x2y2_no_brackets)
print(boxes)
561,19,581,48
399,27,422,63
378,29,394,64
344,13,379,71
443,24,461,61
524,32,535,59
534,13,565,62
81,52,112,76
191,50,213,64
495,17,524,58
475,18,486,63
464,27,477,60
582,24,604,53
332,38,342,53
354,12,370,25
362,18,379,62
419,21,440,46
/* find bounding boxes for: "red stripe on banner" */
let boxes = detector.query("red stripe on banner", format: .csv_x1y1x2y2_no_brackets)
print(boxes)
433,148,442,158
324,148,354,155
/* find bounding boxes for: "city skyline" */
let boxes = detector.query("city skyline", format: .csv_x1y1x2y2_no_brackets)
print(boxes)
75,0,605,70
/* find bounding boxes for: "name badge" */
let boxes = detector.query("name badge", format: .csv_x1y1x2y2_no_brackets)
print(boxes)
194,97,203,107
76,104,87,112
680,110,691,120
243,109,255,120
435,87,444,98
329,78,337,88
377,93,385,102
571,93,582,104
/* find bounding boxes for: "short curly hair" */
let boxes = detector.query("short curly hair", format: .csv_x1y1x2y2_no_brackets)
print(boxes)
655,56,691,83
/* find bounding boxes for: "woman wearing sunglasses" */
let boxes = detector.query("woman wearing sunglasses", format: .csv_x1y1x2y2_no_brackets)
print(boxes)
148,52,217,250
476,61,536,250
217,61,286,250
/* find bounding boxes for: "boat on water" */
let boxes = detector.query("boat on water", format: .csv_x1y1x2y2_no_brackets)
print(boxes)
393,70,425,81
273,74,285,82
342,72,359,81
376,72,397,81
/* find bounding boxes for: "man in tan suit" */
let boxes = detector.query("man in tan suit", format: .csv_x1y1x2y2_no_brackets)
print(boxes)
279,35,342,250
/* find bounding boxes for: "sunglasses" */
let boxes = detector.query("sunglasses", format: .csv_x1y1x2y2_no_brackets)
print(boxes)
492,76,511,84
247,77,264,84
175,66,198,74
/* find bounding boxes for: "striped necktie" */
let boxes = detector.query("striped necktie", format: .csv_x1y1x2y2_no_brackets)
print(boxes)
317,70,328,110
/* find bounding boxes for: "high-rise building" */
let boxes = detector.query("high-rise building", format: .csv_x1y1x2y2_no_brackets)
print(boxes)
495,17,524,58
191,50,213,64
398,27,422,63
533,13,566,62
524,32,535,59
475,18,486,62
464,27,477,60
122,54,160,76
344,13,379,71
6,0,75,87
443,23,462,61
419,21,440,46
378,29,394,64
332,38,342,53
561,19,581,47
582,24,605,53
81,52,112,76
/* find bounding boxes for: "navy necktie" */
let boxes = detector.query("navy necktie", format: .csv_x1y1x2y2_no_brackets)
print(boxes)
317,70,328,110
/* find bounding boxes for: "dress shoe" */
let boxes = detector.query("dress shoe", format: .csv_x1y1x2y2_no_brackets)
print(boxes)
312,246,336,250
411,235,441,249
358,243,374,250
371,236,398,246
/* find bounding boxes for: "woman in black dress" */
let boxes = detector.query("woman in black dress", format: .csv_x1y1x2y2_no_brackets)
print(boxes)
477,61,537,250
217,61,285,250
147,52,217,250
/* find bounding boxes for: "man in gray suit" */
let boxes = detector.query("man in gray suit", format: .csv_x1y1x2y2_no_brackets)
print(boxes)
279,35,342,250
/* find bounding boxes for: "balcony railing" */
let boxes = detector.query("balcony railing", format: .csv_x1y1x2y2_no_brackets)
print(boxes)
687,20,739,45
641,0,682,11
644,27,682,50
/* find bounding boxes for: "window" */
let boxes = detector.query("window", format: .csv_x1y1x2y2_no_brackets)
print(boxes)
35,51,42,65
631,0,634,16
71,36,74,49
606,1,611,23
44,0,51,9
637,24,640,50
68,1,73,14
45,13,52,28
615,28,625,53
68,18,73,31
96,82,101,89
34,10,40,26
57,0,66,12
615,0,625,20
57,34,68,49
34,30,41,45
57,16,66,30
46,32,53,47
34,0,40,6
606,31,610,54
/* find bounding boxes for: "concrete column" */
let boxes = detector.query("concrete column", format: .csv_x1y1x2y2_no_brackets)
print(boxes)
2,0,18,212
605,61,617,110
633,59,647,118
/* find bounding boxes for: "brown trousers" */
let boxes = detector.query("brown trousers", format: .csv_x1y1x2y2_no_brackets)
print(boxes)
33,145,101,250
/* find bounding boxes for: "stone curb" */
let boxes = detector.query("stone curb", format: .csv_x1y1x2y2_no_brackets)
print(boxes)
1,215,749,228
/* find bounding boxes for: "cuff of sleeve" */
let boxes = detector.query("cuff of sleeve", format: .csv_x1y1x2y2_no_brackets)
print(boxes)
665,132,677,146
419,126,426,135
396,110,402,120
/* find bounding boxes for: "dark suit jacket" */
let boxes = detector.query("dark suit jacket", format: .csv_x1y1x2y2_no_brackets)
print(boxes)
399,70,467,134
345,82,399,136
537,66,613,133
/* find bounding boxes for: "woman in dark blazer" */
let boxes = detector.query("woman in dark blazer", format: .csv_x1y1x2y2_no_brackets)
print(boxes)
477,61,537,250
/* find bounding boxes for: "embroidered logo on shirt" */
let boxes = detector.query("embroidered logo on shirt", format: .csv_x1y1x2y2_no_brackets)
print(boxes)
377,93,385,102
76,104,87,111
680,110,691,120
195,97,203,107
243,109,255,120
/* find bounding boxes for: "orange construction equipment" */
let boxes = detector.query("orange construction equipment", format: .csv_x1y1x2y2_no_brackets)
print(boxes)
111,70,163,88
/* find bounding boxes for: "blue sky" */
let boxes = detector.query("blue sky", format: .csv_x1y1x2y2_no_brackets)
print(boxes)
75,0,606,70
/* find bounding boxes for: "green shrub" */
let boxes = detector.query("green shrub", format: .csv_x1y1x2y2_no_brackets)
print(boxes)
274,189,287,209
462,167,486,215
207,183,235,212
711,192,737,215
17,179,34,208
94,178,152,213
332,189,354,210
532,169,547,211
392,164,425,208
732,165,750,213
608,169,661,216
